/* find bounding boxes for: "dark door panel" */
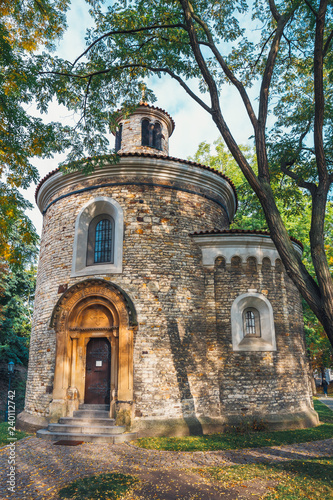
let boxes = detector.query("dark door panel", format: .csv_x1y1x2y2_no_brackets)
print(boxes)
85,338,111,404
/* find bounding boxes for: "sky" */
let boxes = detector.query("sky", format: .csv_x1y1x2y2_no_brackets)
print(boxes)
26,0,256,235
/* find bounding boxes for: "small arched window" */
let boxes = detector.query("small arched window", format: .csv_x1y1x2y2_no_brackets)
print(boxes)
95,219,112,263
115,124,122,152
142,119,162,150
142,119,150,146
153,122,162,150
243,308,261,337
87,214,114,266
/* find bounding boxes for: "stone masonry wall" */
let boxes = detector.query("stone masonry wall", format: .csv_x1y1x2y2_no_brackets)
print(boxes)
25,165,229,420
25,158,314,429
212,256,313,419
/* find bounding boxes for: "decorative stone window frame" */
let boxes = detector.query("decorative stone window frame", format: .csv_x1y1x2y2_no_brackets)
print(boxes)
71,197,123,277
231,292,276,351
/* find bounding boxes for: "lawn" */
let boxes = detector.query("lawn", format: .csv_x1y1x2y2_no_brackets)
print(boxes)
0,421,29,447
197,458,333,499
134,399,333,452
58,472,139,500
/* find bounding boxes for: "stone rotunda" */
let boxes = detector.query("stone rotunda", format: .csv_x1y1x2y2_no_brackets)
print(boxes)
18,103,318,436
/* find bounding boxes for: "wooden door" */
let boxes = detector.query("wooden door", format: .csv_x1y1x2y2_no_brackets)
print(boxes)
84,338,111,404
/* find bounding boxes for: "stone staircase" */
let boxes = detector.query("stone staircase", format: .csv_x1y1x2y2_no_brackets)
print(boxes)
37,404,137,443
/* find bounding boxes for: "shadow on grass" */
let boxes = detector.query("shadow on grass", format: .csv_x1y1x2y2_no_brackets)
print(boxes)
135,399,333,452
202,457,333,500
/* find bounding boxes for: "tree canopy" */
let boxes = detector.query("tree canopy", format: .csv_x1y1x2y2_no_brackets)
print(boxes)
0,0,71,262
0,0,71,363
38,0,333,346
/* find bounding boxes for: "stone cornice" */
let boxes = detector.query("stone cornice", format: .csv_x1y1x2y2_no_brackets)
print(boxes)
191,233,303,266
36,156,237,220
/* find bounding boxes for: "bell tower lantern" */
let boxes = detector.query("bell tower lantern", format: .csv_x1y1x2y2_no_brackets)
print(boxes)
115,102,175,156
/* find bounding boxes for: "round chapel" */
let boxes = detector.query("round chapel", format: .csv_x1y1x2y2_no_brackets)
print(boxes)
18,103,318,438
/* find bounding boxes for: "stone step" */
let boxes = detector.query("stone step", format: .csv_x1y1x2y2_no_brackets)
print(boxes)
79,404,110,411
36,429,137,444
73,409,110,418
59,417,115,426
48,423,125,435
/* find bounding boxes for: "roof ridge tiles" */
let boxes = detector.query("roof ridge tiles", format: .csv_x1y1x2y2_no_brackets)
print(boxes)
190,229,303,249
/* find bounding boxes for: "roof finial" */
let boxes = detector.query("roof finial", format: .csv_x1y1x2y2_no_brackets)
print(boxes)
140,83,147,104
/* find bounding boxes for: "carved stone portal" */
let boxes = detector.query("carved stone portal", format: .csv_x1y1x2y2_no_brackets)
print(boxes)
49,280,136,421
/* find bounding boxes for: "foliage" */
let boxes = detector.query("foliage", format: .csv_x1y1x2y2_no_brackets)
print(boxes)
0,264,37,366
134,399,333,451
0,0,72,261
200,459,333,499
58,472,139,500
0,0,72,365
0,184,38,267
0,208,38,365
39,0,333,344
189,139,265,230
304,301,333,374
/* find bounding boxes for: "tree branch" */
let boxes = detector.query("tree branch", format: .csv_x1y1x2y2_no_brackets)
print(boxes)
41,64,213,114
179,0,220,110
252,30,277,71
72,23,187,66
313,0,328,181
191,15,258,131
280,164,316,193
268,0,281,22
323,28,333,56
279,122,317,193
179,0,260,191
303,0,318,18
78,75,93,129
257,7,297,180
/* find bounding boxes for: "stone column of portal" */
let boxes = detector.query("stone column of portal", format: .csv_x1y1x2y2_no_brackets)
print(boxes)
67,336,79,416
110,333,118,418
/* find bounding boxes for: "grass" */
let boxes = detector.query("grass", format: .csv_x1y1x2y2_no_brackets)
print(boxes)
58,472,139,500
197,458,333,499
0,421,29,447
134,399,333,452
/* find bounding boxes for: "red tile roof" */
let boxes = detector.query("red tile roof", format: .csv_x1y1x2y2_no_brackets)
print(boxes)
35,152,238,207
190,229,303,250
114,102,176,135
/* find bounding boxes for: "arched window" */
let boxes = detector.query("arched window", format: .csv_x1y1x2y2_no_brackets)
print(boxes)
142,119,150,146
115,124,122,152
243,308,260,337
153,122,162,150
86,214,114,266
142,119,162,150
94,218,113,263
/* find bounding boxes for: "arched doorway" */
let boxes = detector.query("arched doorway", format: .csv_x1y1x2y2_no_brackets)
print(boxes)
49,280,137,420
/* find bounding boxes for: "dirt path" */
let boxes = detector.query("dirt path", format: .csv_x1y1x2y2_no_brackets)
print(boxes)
0,435,332,499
